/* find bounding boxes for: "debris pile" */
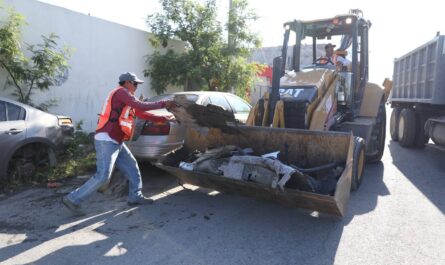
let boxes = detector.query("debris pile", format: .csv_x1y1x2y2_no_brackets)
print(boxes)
162,98,347,197
173,145,344,195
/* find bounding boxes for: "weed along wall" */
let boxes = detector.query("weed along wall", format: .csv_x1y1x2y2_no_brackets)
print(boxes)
0,0,184,132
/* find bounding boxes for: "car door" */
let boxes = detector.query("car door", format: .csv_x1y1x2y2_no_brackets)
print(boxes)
224,94,252,124
0,101,27,175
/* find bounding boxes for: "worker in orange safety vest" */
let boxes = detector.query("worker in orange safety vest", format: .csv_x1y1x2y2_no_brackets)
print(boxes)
96,87,136,141
62,72,177,215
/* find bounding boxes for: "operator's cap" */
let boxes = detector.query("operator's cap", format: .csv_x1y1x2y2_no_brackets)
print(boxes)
325,43,336,49
119,72,144,84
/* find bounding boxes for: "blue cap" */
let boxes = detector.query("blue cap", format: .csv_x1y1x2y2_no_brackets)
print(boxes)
119,72,144,83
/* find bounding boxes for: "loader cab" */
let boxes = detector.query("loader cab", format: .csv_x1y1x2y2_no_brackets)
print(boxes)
274,10,371,117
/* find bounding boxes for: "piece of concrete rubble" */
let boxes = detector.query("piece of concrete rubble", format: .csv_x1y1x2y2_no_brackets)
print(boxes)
219,155,298,191
218,162,245,180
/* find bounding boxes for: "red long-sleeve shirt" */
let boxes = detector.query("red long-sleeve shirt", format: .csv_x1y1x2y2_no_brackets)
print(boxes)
96,87,166,143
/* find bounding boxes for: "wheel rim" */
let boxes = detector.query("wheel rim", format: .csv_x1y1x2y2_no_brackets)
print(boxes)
390,112,397,135
398,115,405,140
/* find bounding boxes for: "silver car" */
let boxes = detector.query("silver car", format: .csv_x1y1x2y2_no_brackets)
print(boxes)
128,91,251,162
0,97,74,182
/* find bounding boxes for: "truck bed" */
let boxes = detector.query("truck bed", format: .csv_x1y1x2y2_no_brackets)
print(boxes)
391,35,445,105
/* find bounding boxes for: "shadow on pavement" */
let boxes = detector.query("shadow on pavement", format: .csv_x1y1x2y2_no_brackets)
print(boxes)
389,140,445,214
343,161,389,222
0,161,387,265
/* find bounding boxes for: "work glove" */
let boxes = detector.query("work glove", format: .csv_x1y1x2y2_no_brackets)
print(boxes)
164,100,179,110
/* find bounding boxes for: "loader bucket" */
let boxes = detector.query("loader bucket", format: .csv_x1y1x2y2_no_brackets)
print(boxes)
157,126,354,217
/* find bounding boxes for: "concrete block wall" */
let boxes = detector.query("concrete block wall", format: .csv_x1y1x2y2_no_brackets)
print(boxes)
0,0,184,131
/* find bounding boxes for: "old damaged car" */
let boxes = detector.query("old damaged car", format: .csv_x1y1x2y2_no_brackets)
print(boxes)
0,97,74,183
128,91,251,162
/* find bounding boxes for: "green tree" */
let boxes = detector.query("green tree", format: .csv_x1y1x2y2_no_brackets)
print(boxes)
0,3,72,108
145,0,262,97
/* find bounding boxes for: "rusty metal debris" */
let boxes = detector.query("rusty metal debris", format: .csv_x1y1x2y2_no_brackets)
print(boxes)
175,145,343,195
161,98,353,216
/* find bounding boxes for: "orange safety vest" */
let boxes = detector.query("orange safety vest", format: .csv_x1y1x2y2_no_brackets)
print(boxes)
96,87,135,141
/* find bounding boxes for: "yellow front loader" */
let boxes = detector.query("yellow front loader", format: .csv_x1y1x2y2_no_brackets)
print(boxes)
247,10,386,191
157,10,387,217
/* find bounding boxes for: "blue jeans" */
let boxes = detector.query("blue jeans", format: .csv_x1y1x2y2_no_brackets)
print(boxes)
67,140,143,205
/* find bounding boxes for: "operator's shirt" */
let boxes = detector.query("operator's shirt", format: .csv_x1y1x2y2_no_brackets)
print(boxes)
95,88,166,144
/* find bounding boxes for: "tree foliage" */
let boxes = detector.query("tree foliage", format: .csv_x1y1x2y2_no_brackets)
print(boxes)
145,0,263,97
0,3,72,109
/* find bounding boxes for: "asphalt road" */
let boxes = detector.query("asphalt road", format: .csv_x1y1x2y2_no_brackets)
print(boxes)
0,118,444,265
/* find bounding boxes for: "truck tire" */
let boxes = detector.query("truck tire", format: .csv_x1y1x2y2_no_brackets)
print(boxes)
414,111,429,148
398,108,417,147
351,137,365,191
390,108,400,141
367,99,386,163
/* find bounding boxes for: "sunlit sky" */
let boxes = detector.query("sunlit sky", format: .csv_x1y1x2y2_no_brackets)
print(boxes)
38,0,445,84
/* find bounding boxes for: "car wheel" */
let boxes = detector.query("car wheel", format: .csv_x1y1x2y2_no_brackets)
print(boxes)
7,144,57,184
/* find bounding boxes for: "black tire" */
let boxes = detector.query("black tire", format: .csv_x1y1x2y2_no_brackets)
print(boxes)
398,108,417,147
367,99,386,163
390,108,401,141
414,111,429,148
351,137,366,191
6,144,57,184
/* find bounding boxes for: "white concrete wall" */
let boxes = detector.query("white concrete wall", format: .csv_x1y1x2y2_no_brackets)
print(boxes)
0,0,184,131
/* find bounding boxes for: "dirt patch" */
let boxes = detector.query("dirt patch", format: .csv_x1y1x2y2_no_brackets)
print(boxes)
29,194,60,203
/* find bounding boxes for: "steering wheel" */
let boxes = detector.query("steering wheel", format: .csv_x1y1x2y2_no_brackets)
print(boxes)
313,57,334,66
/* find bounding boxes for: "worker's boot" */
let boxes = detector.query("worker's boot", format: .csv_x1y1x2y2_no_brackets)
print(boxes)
127,196,154,206
62,196,85,216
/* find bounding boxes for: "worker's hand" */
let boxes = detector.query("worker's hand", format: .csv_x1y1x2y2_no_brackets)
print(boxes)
166,114,176,121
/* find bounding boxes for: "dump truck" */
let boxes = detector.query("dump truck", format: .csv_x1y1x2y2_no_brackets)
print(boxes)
389,34,445,149
156,11,384,217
